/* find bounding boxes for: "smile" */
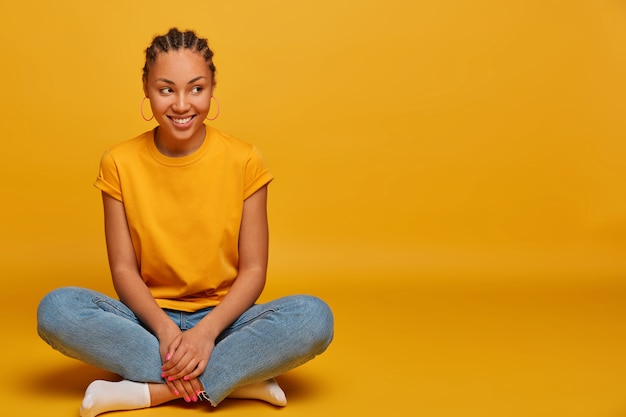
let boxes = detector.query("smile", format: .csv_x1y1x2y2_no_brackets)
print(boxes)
170,115,194,124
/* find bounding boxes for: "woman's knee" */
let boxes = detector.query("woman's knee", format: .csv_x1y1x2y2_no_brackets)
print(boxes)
38,286,85,316
37,286,92,339
291,295,334,352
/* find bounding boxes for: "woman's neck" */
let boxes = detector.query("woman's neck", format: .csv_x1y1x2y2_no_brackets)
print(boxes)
153,125,206,157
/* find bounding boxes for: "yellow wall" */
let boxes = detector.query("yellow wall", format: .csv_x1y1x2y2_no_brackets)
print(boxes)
1,0,625,288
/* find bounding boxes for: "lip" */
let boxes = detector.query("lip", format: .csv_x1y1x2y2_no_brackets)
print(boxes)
168,115,196,128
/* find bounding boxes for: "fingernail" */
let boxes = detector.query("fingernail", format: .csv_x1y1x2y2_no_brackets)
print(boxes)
174,389,179,396
192,396,198,402
161,372,166,378
184,396,191,403
183,375,189,381
195,390,201,396
167,376,174,382
166,352,172,361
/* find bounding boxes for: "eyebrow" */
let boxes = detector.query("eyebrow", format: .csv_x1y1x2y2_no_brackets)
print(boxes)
156,76,207,85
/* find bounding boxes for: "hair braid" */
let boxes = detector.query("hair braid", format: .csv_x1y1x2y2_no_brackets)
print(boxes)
142,28,216,84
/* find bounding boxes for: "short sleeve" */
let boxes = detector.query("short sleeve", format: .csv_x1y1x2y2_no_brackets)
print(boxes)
243,146,274,199
94,150,123,201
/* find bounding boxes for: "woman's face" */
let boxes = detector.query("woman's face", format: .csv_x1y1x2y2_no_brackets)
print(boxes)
144,49,214,155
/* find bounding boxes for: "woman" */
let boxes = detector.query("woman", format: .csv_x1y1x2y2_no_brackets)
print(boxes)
37,28,333,417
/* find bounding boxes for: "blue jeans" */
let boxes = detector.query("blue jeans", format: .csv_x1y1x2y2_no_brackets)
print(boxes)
36,287,333,405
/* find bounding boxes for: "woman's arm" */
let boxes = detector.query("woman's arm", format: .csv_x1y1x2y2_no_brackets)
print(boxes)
102,193,180,342
161,184,270,381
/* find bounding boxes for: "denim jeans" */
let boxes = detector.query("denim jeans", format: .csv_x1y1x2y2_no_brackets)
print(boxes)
37,287,333,405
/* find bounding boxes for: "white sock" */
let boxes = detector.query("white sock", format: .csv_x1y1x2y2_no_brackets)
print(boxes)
227,379,287,406
79,380,151,417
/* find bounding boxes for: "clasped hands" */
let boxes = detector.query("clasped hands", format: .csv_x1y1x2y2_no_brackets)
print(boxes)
160,326,214,403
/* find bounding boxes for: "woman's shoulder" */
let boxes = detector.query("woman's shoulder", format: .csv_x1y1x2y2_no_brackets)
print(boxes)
208,126,259,157
209,126,253,147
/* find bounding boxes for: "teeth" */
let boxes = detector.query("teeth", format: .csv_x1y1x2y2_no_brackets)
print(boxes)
172,116,193,124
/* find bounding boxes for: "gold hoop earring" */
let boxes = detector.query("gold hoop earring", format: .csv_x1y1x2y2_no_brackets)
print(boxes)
140,96,154,121
206,96,220,121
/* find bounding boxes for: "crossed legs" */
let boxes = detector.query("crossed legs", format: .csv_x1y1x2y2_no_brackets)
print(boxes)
37,287,333,415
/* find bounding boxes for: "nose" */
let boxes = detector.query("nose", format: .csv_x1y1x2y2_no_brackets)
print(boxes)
172,92,191,113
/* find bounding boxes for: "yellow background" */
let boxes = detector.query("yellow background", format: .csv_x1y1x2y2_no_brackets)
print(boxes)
1,1,626,416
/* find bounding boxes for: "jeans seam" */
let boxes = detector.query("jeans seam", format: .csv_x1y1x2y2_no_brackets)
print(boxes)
234,308,277,329
216,308,277,344
93,297,135,320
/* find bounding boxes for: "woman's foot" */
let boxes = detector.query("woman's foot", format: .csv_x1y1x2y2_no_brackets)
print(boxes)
79,380,150,417
227,379,287,406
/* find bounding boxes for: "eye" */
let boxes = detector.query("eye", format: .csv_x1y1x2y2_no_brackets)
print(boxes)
159,87,173,94
191,86,203,94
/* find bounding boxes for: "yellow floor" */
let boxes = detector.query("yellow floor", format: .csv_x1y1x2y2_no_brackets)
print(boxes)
3,264,626,417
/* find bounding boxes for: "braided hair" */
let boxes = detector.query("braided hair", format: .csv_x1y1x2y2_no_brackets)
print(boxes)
143,28,216,84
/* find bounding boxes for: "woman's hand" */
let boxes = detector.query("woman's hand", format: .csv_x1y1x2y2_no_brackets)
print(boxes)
158,329,191,400
160,326,215,401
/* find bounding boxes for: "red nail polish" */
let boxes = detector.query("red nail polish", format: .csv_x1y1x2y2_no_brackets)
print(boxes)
184,396,191,403
167,376,174,382
174,389,179,396
183,375,189,381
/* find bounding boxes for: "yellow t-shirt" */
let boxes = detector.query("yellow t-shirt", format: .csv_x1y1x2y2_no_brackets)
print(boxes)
94,125,273,312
